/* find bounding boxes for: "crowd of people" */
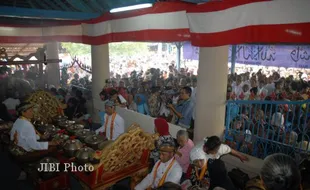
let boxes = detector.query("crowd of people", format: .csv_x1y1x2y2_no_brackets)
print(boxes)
135,119,305,190
0,60,310,189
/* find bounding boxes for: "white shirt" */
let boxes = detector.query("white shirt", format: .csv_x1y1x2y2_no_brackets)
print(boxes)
258,86,268,97
95,113,125,140
10,118,48,152
3,98,20,110
271,112,284,129
244,91,251,100
172,96,179,105
196,138,231,160
233,84,243,97
135,157,182,190
159,103,170,117
265,83,275,96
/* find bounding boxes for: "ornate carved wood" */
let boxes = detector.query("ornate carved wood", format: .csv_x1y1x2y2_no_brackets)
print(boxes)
0,46,62,65
63,57,92,74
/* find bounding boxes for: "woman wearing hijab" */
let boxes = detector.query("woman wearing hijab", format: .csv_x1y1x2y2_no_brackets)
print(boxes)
189,147,236,190
134,94,150,115
150,118,175,163
189,145,209,188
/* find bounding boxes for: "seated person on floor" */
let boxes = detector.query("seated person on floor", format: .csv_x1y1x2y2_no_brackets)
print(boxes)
189,147,236,190
175,130,194,181
189,145,210,188
135,142,182,190
9,102,59,156
95,100,125,140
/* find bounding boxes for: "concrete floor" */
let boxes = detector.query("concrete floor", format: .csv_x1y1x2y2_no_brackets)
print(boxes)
0,172,131,190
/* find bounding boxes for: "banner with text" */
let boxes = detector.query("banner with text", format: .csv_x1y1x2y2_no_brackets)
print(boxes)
183,43,310,68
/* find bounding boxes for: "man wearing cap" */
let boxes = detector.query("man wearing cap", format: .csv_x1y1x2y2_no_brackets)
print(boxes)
10,102,59,152
135,143,182,190
95,100,125,140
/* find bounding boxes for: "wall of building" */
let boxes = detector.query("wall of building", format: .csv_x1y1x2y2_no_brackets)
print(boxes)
116,107,264,178
116,107,181,138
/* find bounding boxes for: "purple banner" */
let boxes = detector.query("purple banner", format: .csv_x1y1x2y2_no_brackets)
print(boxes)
183,42,310,68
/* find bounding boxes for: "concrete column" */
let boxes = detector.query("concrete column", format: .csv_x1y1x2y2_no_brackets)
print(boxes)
46,42,60,88
91,44,110,123
194,46,229,142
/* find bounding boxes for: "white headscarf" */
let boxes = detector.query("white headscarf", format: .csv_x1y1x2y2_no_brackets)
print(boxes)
190,144,207,163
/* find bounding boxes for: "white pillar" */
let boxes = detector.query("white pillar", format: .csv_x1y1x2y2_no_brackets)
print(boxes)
194,46,228,142
46,42,60,88
91,44,110,123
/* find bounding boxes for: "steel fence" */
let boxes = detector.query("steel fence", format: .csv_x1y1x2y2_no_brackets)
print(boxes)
225,100,310,159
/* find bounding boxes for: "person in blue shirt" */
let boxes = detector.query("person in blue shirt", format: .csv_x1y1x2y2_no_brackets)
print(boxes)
134,94,150,115
168,86,194,129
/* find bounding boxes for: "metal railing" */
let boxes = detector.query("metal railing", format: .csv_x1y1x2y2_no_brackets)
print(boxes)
225,100,310,159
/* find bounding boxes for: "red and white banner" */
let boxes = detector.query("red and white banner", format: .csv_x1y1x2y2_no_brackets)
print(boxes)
187,0,310,46
0,2,191,44
0,0,309,47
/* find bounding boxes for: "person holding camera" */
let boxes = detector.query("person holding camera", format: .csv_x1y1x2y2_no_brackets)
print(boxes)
167,86,194,129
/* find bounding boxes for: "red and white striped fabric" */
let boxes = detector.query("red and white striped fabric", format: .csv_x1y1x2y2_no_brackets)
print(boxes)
187,0,310,46
0,0,309,47
0,2,191,44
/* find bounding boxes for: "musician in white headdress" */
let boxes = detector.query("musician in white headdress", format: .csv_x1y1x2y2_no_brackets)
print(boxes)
95,100,125,140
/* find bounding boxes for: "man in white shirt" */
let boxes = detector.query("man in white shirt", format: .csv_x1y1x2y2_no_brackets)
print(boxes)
135,143,182,190
197,136,248,162
95,101,125,140
265,77,275,96
258,80,268,98
233,76,243,97
10,102,58,152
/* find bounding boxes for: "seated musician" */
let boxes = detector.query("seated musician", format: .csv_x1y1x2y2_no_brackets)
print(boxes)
135,142,182,190
95,100,125,140
9,102,58,158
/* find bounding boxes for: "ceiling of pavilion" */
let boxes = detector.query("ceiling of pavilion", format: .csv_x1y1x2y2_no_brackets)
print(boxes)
0,0,205,55
0,0,203,26
0,43,44,57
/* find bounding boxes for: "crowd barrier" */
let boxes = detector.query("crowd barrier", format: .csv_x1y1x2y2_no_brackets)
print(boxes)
225,100,310,159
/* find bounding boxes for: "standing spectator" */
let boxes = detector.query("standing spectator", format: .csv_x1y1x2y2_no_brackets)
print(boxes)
168,87,194,129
